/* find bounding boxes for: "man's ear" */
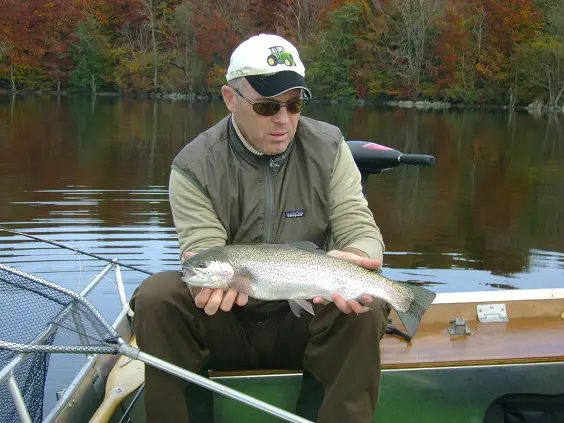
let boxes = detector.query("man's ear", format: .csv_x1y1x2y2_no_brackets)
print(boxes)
221,85,237,113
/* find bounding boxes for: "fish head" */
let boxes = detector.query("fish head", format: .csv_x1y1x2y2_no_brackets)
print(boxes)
181,250,234,289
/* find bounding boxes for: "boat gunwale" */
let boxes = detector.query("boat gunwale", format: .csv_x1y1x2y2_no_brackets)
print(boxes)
433,288,564,304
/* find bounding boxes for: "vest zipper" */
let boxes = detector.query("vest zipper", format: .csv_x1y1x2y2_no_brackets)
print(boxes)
264,159,276,242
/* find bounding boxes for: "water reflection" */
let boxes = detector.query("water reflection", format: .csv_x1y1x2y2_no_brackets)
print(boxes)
1,95,563,297
1,95,563,413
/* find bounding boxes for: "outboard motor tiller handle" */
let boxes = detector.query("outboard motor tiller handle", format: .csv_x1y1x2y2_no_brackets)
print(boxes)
398,153,435,167
346,140,435,196
346,140,435,174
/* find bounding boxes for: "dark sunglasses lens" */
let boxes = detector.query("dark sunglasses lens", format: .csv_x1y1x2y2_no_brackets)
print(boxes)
254,102,280,116
287,98,305,114
253,98,305,116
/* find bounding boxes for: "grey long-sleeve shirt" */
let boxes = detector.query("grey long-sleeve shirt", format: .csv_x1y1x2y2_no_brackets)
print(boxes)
169,138,384,262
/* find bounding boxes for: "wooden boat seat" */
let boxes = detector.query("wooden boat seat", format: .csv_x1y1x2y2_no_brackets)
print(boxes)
209,296,564,378
382,296,564,368
381,313,564,369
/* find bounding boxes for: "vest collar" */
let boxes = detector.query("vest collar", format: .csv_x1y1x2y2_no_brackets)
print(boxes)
231,115,264,156
228,115,295,172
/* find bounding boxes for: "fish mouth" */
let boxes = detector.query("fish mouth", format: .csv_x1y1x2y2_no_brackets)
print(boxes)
181,266,232,289
181,267,215,287
183,267,197,277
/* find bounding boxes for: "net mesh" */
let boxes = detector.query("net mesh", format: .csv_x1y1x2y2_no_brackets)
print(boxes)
0,264,121,422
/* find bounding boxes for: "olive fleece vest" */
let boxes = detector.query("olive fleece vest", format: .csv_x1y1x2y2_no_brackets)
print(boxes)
171,115,342,250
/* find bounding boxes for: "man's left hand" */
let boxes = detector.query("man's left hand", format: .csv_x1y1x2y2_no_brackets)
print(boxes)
312,249,382,314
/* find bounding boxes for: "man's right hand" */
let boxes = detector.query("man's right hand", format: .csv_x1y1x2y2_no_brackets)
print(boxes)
194,287,248,315
184,251,248,315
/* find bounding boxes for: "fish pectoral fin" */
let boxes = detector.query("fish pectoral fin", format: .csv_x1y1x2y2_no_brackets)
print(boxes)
288,299,315,317
288,300,302,317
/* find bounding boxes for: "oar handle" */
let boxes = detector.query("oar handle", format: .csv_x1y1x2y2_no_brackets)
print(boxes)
89,337,144,423
88,388,129,423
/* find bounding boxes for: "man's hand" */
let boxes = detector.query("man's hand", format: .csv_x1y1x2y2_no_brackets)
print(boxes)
183,251,248,315
312,249,382,314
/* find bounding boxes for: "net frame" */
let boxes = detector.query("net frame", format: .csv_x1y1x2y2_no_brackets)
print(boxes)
0,263,121,356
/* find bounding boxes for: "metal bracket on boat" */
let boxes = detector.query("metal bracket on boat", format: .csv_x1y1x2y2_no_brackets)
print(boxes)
477,304,509,323
56,389,66,401
448,317,472,336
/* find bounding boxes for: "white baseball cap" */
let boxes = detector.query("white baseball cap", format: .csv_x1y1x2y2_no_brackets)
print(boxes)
226,33,312,99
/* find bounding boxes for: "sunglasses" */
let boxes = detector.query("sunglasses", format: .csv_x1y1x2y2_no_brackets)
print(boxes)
230,86,307,117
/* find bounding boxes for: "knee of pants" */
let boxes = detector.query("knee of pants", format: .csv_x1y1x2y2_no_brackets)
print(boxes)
130,271,188,314
310,298,390,346
340,298,390,339
369,298,391,338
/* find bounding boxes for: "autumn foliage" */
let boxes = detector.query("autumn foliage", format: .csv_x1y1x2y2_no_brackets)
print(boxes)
0,0,562,105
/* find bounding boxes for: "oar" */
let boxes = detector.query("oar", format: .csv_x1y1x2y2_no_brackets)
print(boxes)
89,336,145,423
0,226,152,275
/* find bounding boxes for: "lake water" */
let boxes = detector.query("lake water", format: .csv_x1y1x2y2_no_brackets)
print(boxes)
0,94,563,415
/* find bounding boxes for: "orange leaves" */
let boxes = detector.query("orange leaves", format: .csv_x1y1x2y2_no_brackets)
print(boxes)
432,0,544,100
84,0,144,30
483,0,542,53
206,63,227,94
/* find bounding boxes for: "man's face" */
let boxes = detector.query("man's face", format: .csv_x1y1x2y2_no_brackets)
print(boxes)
223,82,302,156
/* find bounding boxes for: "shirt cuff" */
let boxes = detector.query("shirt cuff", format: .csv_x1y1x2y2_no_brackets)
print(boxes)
345,239,384,262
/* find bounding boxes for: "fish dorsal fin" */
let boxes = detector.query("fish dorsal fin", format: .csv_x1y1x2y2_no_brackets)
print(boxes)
287,241,324,254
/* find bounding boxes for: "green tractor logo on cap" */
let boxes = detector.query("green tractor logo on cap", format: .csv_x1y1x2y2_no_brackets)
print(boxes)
267,46,296,67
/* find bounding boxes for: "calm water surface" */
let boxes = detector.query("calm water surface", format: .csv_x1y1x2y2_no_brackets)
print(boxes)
0,95,563,413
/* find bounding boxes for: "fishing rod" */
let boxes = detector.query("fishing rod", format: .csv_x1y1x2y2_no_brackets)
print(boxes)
1,227,413,341
0,226,153,275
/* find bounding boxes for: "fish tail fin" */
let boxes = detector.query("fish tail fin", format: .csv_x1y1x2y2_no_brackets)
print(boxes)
394,284,437,339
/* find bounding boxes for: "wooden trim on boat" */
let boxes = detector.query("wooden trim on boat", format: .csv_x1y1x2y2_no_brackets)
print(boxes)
417,296,564,323
383,295,564,368
433,288,564,304
210,292,564,378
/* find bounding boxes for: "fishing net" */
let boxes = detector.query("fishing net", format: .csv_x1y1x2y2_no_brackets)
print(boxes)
0,264,315,423
0,339,53,423
0,263,121,423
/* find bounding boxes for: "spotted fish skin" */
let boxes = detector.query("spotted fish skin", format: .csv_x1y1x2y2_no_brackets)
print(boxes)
182,242,436,338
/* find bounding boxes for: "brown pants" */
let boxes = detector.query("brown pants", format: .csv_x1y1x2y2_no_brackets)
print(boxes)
130,271,390,423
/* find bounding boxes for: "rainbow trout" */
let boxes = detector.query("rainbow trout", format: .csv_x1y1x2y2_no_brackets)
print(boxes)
181,242,436,338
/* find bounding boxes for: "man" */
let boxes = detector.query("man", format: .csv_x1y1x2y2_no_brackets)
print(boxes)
130,33,389,423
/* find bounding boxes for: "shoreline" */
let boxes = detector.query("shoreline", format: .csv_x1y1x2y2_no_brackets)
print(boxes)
0,89,561,114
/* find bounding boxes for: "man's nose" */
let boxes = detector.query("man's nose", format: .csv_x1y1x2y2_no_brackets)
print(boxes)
272,105,291,123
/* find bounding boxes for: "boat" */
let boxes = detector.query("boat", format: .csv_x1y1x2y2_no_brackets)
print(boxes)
2,261,563,423
2,141,563,422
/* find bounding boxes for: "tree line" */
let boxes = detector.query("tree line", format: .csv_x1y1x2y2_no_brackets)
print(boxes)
1,0,563,106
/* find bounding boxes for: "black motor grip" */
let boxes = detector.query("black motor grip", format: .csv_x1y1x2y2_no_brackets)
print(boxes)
346,140,435,174
398,154,435,167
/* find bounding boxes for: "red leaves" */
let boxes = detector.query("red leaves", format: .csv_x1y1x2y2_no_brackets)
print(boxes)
1,0,82,67
192,8,240,63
